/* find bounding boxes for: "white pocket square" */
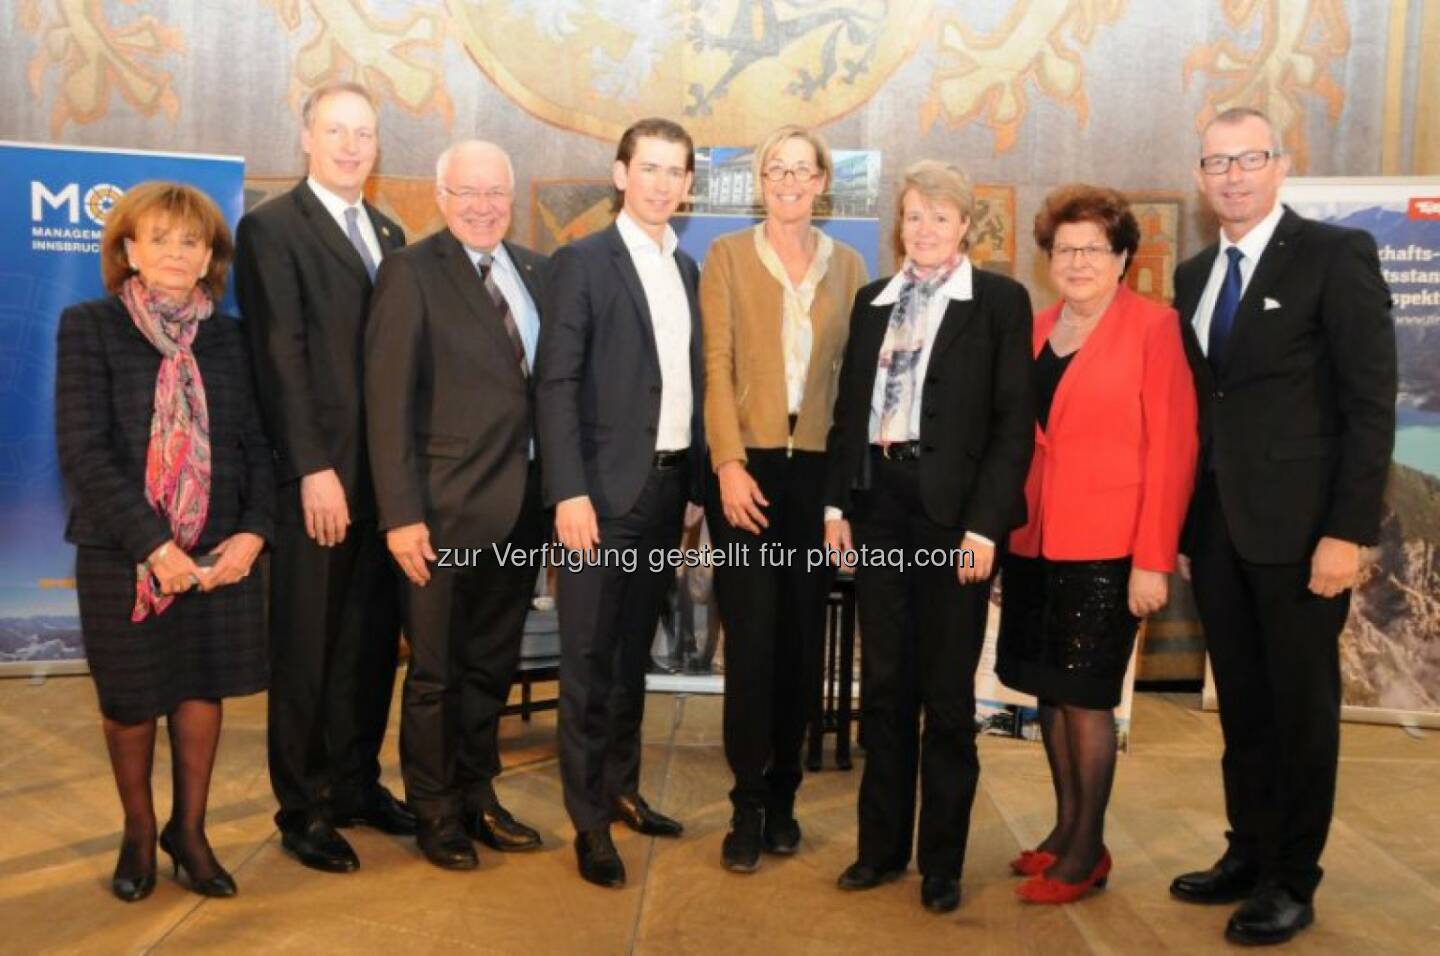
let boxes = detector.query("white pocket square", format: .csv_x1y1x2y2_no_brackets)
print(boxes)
1264,297,1282,310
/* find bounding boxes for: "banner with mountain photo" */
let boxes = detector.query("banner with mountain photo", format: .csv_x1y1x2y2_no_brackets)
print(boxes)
1204,178,1440,726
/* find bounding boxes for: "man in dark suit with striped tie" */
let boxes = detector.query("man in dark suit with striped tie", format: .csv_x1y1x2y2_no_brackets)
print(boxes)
365,140,548,870
235,81,413,874
1169,107,1396,946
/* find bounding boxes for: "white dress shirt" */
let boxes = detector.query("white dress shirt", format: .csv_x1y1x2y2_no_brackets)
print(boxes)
616,210,693,452
868,256,974,442
306,176,383,267
1192,202,1285,354
824,257,993,544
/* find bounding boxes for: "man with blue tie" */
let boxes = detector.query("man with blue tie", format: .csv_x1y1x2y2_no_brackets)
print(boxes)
1169,107,1396,945
235,81,414,874
365,141,548,870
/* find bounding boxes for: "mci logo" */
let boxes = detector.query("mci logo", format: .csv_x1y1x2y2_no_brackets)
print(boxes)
31,181,125,225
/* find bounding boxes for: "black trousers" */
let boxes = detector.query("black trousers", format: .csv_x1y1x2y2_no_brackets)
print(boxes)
268,508,401,826
707,448,831,816
850,454,991,879
398,465,545,821
557,461,688,831
1189,475,1348,901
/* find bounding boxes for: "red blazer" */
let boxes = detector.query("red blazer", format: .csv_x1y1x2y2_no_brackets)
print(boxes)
1009,285,1198,572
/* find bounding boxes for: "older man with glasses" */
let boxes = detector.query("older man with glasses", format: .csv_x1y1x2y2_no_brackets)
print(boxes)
365,140,549,870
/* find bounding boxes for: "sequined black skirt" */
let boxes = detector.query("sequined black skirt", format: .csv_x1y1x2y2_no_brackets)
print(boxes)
995,554,1139,710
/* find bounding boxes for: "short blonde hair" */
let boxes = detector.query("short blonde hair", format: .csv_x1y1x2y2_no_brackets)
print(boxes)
891,160,974,262
752,125,834,198
100,182,233,298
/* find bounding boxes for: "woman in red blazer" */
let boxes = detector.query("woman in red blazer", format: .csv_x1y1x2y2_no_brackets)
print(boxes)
998,185,1198,903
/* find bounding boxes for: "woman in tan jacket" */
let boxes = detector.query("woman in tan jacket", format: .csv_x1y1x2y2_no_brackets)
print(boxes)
702,125,868,872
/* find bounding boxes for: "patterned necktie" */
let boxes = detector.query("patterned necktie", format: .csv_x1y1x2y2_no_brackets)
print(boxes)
1206,246,1244,368
477,253,529,379
344,206,378,281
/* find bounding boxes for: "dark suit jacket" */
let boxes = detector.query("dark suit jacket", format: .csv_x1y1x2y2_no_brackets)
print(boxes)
365,231,547,549
55,296,276,563
1175,206,1396,564
825,268,1035,542
536,222,705,518
233,181,405,518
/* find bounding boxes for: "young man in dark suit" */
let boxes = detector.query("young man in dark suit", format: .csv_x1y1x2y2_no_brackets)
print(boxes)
1169,107,1396,946
536,118,705,888
365,140,548,870
234,81,412,873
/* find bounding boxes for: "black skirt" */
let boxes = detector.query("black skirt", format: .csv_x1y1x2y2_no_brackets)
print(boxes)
995,554,1139,710
76,546,268,724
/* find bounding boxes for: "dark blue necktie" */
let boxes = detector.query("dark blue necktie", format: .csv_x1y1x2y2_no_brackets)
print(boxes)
1207,246,1244,367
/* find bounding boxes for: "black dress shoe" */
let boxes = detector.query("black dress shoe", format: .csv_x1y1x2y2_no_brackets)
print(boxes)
837,861,906,890
575,829,626,888
464,803,542,852
335,786,418,836
721,808,763,873
280,817,360,873
613,793,683,837
159,827,237,898
921,875,961,913
1225,883,1315,946
416,818,478,871
1170,856,1259,904
111,840,157,903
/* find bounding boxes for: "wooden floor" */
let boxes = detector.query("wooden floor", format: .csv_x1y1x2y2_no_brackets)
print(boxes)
1,678,1437,955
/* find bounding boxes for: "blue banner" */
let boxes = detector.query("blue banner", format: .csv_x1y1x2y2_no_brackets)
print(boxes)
0,142,244,671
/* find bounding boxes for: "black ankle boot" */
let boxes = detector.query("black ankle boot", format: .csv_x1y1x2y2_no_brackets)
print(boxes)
721,808,763,873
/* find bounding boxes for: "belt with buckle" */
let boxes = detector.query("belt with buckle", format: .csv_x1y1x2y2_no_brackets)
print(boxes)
873,441,922,461
653,448,688,469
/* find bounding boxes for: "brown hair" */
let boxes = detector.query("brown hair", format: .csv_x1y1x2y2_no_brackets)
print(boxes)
1033,184,1140,274
891,160,974,262
752,124,833,198
301,80,378,128
612,117,694,212
100,182,233,298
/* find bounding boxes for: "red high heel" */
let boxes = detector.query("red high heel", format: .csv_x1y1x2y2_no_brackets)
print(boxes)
1009,849,1057,877
1016,849,1112,903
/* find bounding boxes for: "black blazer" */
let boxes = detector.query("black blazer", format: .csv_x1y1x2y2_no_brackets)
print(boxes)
233,181,405,517
55,296,275,563
365,230,547,549
536,222,705,517
1175,207,1396,563
825,268,1035,542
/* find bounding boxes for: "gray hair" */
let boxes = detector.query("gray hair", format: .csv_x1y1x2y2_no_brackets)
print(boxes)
1203,107,1283,154
435,140,516,189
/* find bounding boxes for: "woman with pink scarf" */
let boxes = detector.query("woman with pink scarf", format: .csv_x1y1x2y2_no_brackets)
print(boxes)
56,182,273,902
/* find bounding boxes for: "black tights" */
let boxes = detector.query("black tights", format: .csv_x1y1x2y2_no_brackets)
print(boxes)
1035,699,1117,882
103,699,225,880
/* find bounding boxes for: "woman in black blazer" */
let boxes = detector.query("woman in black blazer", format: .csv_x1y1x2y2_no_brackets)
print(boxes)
824,161,1034,914
55,183,274,901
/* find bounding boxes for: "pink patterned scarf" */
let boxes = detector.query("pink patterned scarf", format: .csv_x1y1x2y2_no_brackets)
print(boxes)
120,275,214,622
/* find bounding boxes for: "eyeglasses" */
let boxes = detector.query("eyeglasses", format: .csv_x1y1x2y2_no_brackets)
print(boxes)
1198,149,1281,175
1052,244,1115,263
438,185,512,204
762,165,819,184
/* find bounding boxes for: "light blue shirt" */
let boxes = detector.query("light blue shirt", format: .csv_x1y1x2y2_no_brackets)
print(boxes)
465,242,540,370
464,242,539,457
